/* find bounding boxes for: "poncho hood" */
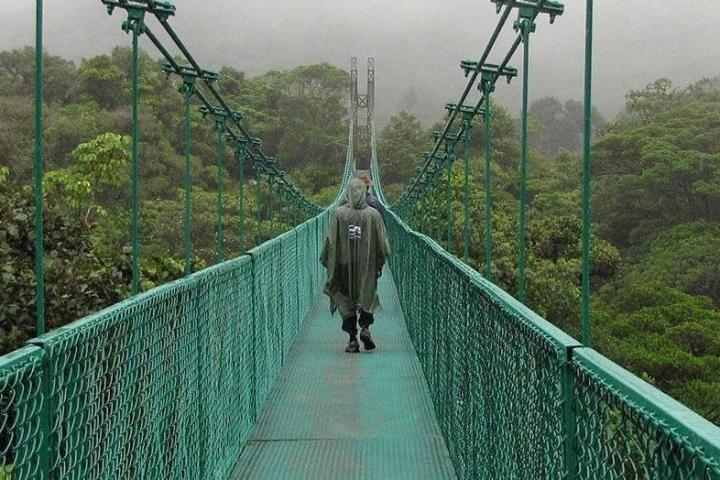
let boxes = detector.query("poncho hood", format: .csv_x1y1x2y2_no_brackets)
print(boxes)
347,179,368,209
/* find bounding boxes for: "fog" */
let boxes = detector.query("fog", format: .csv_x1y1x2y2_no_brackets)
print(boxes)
1,1,719,124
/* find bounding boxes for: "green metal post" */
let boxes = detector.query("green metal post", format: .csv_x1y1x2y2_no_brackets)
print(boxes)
256,165,263,245
33,0,45,336
268,178,274,237
517,15,535,302
215,119,225,263
462,118,472,264
582,0,594,346
482,79,494,281
562,357,579,479
182,80,194,275
237,144,246,252
129,10,144,295
446,149,454,253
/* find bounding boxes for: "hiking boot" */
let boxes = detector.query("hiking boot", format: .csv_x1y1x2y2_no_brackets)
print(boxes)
359,328,376,351
344,339,360,353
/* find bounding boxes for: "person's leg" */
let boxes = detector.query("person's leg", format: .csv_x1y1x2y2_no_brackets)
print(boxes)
338,300,359,352
341,314,358,339
358,310,374,329
358,310,376,351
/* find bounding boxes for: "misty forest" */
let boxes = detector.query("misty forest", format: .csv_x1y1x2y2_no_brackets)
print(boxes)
1,42,719,430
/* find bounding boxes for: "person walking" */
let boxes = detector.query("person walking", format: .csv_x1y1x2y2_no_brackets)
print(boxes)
356,170,386,220
320,178,390,353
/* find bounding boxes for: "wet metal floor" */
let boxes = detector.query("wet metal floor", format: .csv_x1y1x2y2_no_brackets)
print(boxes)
231,269,457,479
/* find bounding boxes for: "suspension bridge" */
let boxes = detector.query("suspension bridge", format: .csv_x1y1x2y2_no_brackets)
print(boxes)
2,0,720,478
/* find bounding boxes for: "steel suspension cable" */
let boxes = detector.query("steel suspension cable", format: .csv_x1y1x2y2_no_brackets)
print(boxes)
581,0,594,346
33,0,45,335
394,0,561,216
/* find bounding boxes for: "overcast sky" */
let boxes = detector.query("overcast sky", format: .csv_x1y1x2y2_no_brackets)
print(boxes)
1,1,719,124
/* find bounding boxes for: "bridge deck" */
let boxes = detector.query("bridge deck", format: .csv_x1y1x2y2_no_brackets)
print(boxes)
231,269,457,479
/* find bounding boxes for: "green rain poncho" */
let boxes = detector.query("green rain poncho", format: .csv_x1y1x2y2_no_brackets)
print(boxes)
320,179,390,316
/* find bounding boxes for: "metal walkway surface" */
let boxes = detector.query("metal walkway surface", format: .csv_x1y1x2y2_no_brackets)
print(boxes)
231,269,457,479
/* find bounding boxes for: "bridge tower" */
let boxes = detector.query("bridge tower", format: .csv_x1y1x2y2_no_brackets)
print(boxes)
350,57,375,168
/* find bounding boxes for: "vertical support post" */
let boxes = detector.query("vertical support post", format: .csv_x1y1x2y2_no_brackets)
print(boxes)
462,117,472,264
445,147,455,252
562,349,579,479
181,79,194,275
581,0,594,347
255,164,263,245
268,178,274,237
237,142,247,252
215,119,225,263
127,8,145,295
482,78,494,281
517,12,535,302
33,0,46,336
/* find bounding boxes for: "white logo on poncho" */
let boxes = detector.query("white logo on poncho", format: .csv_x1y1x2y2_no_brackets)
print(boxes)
348,225,362,239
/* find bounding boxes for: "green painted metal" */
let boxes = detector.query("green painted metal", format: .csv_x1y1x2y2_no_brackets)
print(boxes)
231,270,457,479
581,0,593,346
481,77,494,280
256,164,263,245
215,116,225,263
571,349,720,479
461,117,471,264
445,143,455,252
516,10,535,302
181,77,194,275
237,141,247,251
126,7,145,295
33,0,45,336
11,2,720,479
268,179,273,236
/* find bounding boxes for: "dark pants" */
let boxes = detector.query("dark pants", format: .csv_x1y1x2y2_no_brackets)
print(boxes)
341,309,374,338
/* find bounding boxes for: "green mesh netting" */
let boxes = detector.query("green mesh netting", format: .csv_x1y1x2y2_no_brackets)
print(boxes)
0,212,329,480
384,209,720,480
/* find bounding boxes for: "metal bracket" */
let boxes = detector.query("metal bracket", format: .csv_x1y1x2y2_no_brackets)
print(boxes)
121,7,146,35
162,63,219,90
461,61,518,84
446,103,487,118
103,0,176,21
199,106,245,131
491,0,564,24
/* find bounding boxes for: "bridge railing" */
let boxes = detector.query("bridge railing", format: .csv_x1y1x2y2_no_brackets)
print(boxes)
0,211,329,480
385,210,720,480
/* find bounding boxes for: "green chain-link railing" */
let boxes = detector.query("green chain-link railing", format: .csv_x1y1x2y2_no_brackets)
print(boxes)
378,203,720,480
369,41,720,480
4,1,358,475
0,204,336,480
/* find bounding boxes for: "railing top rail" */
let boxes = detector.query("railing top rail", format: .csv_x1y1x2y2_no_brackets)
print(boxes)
574,348,720,463
386,208,581,353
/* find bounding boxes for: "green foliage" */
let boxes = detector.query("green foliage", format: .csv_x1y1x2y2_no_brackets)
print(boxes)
595,283,720,424
529,96,606,157
0,47,78,104
624,222,720,303
0,43,717,428
401,77,719,424
378,111,427,190
0,179,124,355
594,78,720,248
77,54,126,109
45,133,130,224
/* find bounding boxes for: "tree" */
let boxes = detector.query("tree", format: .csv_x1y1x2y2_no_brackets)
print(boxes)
378,111,427,189
77,55,125,109
594,82,720,248
45,133,131,225
529,96,606,156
